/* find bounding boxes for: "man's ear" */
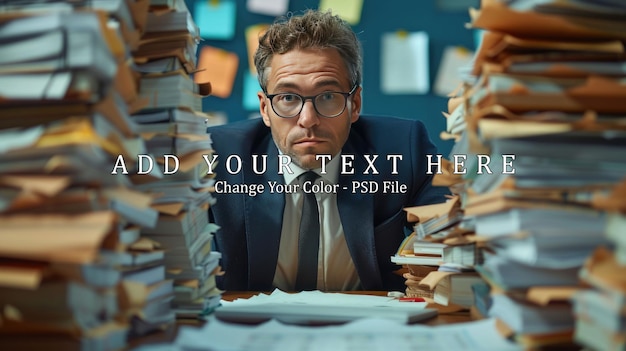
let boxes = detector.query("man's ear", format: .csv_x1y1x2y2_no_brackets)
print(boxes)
258,91,271,127
350,86,362,123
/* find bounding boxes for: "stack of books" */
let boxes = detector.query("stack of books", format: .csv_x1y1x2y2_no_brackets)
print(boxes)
442,0,626,348
130,0,225,320
0,1,171,348
391,196,486,311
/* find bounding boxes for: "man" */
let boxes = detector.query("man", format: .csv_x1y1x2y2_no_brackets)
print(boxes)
208,10,448,292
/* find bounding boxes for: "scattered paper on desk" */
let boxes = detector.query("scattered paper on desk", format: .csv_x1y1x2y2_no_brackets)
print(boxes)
381,31,430,94
221,289,427,309
247,0,289,16
194,0,236,40
319,0,363,25
194,46,239,98
141,316,523,351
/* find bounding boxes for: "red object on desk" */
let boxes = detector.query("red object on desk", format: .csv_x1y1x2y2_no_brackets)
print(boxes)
399,297,425,302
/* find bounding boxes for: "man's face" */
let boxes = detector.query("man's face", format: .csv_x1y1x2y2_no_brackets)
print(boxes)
258,48,362,170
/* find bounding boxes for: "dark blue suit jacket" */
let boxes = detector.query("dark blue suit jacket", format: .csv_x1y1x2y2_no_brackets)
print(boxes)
207,115,448,291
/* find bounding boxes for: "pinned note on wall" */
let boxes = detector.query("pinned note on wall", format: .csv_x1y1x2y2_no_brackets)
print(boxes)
245,24,269,74
247,0,289,16
319,0,363,25
434,46,474,96
194,0,236,40
380,31,430,95
194,46,239,98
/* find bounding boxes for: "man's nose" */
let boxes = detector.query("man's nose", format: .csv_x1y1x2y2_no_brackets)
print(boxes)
297,99,320,128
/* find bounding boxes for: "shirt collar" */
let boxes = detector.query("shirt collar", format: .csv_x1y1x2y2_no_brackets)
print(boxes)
282,153,341,185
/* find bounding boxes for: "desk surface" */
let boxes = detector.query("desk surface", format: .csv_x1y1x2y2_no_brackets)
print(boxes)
129,291,473,349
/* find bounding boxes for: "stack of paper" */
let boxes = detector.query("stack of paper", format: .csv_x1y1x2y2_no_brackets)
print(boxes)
433,0,626,348
135,0,199,75
572,187,626,351
129,0,226,320
0,2,177,349
139,71,209,112
419,271,485,308
391,196,486,311
0,11,134,131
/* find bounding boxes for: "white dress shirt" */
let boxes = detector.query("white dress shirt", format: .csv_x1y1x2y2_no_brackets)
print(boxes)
272,154,361,291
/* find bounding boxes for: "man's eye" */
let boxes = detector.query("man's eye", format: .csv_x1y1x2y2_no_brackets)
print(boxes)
319,93,336,101
278,94,299,102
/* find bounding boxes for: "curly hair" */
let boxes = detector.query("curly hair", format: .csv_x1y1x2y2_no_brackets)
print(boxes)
254,9,362,92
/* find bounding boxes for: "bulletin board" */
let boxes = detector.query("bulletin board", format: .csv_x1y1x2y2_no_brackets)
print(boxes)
187,0,478,155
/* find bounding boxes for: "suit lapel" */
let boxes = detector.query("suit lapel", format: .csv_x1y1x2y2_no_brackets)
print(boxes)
337,139,383,290
244,139,285,290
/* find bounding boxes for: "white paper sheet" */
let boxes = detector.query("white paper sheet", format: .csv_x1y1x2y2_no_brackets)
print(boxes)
163,316,522,351
220,289,428,309
133,290,522,351
381,31,430,94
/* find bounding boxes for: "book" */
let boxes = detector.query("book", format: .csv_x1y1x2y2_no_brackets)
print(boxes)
476,252,581,290
433,273,485,308
443,243,483,266
393,232,481,268
100,249,165,267
413,240,447,256
123,264,166,286
145,0,198,37
474,206,606,239
489,234,605,269
489,293,574,335
391,253,443,267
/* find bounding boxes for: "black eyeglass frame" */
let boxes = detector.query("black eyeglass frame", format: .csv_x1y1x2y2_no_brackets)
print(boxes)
263,85,359,118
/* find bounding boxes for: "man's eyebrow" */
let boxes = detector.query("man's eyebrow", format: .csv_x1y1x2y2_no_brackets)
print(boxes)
271,82,299,92
272,80,343,92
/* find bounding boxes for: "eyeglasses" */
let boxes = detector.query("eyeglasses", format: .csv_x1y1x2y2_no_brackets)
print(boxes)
264,85,358,118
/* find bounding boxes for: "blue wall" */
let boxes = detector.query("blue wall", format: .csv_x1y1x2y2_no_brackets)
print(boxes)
188,0,477,156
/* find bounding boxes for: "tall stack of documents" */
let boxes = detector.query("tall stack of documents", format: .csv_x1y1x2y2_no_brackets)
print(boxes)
573,183,626,351
0,1,173,349
130,0,225,320
438,0,626,349
391,196,486,313
135,0,211,112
